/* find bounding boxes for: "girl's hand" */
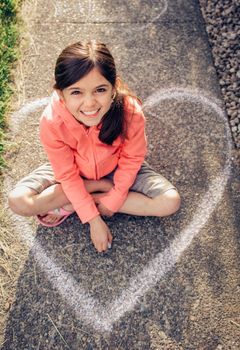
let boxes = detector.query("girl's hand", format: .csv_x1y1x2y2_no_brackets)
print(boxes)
97,203,114,217
92,193,114,217
89,216,113,252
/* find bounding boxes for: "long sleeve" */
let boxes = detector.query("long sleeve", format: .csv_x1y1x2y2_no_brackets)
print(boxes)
39,118,100,224
99,102,147,212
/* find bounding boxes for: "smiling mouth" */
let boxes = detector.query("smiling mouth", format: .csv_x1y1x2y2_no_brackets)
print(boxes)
81,108,101,118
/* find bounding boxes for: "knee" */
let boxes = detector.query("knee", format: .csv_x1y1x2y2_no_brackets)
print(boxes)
162,189,181,215
154,189,181,217
8,188,33,216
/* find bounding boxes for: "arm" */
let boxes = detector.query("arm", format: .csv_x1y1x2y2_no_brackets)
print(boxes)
39,118,100,224
98,101,147,212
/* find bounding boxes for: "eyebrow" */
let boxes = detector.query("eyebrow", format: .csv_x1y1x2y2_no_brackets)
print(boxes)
67,84,109,90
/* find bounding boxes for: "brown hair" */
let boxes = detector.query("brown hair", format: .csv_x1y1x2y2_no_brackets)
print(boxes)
54,40,137,144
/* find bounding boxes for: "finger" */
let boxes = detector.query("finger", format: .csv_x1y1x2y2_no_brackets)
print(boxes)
95,244,100,252
102,240,109,251
108,232,113,244
94,241,103,253
107,236,112,249
92,193,105,202
105,209,113,217
103,243,108,251
97,246,104,253
95,241,105,253
92,196,100,204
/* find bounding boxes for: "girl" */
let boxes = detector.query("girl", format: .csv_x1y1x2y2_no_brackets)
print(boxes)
8,40,181,253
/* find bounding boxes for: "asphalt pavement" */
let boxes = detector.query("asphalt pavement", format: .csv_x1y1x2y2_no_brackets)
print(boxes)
2,0,240,349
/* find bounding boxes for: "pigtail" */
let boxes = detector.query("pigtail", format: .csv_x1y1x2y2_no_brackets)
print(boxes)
99,76,140,145
99,95,125,145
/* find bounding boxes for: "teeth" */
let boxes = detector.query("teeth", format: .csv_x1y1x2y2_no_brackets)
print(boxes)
82,110,99,115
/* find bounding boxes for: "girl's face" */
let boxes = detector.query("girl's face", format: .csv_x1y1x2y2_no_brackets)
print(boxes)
58,67,115,127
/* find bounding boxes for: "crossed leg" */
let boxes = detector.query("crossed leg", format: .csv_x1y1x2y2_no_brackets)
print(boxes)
8,178,180,224
93,188,180,217
8,179,113,224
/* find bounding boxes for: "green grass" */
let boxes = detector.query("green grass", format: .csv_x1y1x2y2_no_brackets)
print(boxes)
0,0,22,173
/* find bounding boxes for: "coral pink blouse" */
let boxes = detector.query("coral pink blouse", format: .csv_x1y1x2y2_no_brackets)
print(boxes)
40,92,147,223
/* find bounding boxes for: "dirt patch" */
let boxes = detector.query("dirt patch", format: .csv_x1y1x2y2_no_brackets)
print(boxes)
0,205,29,346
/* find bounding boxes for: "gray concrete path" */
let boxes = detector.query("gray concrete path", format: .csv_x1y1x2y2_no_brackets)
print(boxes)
2,0,240,349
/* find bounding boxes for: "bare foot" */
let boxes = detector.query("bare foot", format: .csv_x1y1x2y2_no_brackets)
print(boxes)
38,205,74,225
37,179,113,225
38,213,63,224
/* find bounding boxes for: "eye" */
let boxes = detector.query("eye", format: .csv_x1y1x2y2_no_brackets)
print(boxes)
95,87,107,93
71,90,81,95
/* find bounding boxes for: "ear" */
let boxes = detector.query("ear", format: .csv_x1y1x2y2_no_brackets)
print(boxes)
116,76,121,86
112,88,117,99
55,89,65,102
115,76,121,91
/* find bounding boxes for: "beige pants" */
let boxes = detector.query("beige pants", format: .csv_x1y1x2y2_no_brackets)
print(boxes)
14,161,176,198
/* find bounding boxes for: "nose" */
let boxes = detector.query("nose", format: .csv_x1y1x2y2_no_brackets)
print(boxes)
82,94,97,109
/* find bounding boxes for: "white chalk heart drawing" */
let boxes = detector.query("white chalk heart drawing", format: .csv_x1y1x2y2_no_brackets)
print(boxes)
5,87,231,333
